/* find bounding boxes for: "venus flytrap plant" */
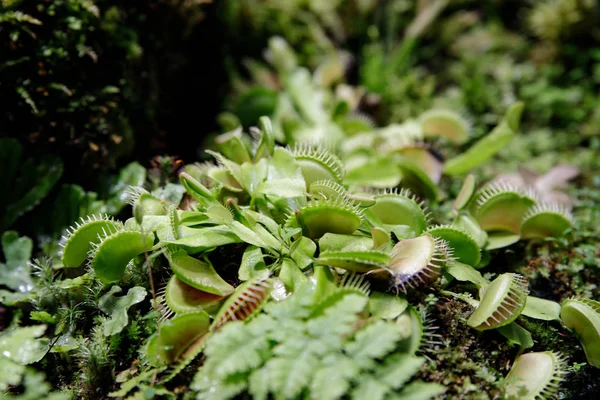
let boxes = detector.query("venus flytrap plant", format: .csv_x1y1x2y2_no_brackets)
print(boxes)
9,87,591,397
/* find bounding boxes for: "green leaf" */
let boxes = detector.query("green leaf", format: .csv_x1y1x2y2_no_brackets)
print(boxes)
344,156,402,188
204,320,270,378
91,230,154,283
286,68,329,125
497,322,534,350
0,139,22,199
0,325,48,365
522,296,561,321
152,183,187,206
378,354,425,390
368,292,409,320
258,147,306,198
109,369,158,398
99,286,147,336
351,377,388,400
168,250,234,296
30,311,56,324
279,258,308,292
162,227,241,254
0,231,33,291
445,261,488,289
290,236,316,270
265,352,319,399
392,381,446,400
310,355,358,400
45,184,86,238
248,367,270,400
239,246,269,281
345,320,403,363
444,102,524,175
0,358,25,392
229,221,281,252
2,231,32,262
49,334,80,353
61,218,123,268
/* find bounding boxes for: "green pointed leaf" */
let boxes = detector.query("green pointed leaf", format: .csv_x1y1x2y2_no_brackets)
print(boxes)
169,250,234,296
351,377,388,400
310,355,358,400
444,102,524,175
163,227,241,254
265,352,319,399
345,320,403,362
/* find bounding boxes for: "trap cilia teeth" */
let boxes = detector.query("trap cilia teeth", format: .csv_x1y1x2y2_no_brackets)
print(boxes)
61,214,154,283
125,186,168,216
467,272,529,330
471,180,573,249
472,180,537,235
308,179,347,200
381,233,452,292
291,142,345,186
426,224,481,267
520,202,574,239
60,214,123,268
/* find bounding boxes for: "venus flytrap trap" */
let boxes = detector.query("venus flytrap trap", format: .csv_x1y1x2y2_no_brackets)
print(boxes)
560,298,600,368
501,351,570,400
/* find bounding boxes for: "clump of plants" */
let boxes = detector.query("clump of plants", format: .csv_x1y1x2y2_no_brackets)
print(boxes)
3,90,598,398
3,8,600,396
